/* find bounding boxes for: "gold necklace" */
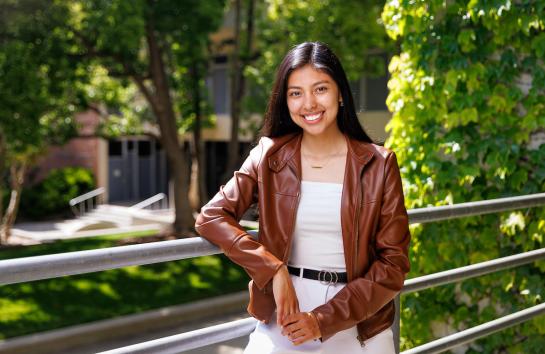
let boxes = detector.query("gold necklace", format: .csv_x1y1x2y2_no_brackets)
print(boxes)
302,148,342,169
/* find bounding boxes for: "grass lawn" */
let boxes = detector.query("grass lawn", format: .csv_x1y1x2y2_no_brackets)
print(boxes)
0,231,249,340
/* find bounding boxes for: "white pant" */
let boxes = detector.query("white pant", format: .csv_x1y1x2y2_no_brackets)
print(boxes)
243,274,395,354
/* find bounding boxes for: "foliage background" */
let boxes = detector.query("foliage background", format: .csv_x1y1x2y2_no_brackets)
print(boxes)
245,0,392,116
19,167,95,219
382,1,545,352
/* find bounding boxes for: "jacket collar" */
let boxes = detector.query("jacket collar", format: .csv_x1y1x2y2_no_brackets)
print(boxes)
268,133,375,173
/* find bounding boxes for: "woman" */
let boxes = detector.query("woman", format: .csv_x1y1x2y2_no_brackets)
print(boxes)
196,42,410,353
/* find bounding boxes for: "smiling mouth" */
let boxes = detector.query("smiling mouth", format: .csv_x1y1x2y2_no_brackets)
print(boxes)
302,112,323,122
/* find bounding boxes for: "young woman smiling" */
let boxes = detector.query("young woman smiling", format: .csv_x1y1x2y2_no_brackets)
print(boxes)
196,42,410,353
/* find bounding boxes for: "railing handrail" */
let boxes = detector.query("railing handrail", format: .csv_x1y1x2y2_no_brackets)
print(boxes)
3,193,544,285
401,303,545,354
69,187,105,207
129,193,167,210
0,237,222,285
407,192,545,223
4,192,545,353
97,317,258,354
94,302,545,354
2,231,544,290
402,247,545,294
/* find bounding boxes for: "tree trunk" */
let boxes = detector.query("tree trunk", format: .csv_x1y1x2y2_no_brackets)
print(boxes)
224,0,242,182
143,20,194,236
0,131,5,223
189,61,207,209
0,162,26,244
224,0,254,182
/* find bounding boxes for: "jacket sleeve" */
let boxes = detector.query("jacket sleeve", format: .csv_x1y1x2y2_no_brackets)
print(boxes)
195,139,284,290
312,151,411,341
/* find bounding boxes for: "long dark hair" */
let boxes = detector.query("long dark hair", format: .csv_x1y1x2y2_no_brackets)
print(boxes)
260,42,373,143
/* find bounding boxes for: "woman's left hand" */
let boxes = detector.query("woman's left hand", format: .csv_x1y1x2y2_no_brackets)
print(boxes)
281,312,321,345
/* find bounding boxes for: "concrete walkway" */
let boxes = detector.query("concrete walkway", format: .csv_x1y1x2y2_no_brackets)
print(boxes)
10,220,161,244
9,207,257,245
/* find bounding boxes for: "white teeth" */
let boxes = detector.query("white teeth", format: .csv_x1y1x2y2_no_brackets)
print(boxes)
304,113,322,121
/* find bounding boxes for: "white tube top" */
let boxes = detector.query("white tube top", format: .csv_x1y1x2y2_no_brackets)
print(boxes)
288,180,346,272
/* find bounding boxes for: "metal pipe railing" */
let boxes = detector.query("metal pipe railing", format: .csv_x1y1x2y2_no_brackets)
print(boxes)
92,247,545,354
96,302,545,354
98,317,257,354
3,194,544,285
401,303,545,354
0,230,258,286
129,193,167,210
0,238,220,285
3,193,545,352
407,192,545,224
69,187,105,216
401,247,545,294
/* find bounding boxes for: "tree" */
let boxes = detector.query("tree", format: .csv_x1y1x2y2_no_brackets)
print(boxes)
0,0,80,243
383,1,545,352
64,0,225,235
223,0,255,181
245,0,392,116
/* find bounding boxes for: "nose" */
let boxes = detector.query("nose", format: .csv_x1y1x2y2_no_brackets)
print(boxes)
302,92,317,111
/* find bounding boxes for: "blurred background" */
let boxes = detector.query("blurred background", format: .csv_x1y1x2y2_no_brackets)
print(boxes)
0,1,544,353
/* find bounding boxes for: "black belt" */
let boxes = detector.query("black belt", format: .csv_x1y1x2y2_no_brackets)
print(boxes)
287,265,348,284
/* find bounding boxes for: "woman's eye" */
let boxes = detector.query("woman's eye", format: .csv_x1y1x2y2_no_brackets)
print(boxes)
316,86,328,93
288,91,301,97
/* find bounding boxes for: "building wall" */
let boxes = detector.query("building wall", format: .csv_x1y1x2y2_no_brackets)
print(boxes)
30,110,107,191
359,111,392,144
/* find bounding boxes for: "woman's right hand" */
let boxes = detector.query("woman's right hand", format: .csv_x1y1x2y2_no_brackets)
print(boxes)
272,265,300,326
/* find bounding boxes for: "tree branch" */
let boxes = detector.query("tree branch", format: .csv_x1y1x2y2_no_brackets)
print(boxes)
70,28,153,93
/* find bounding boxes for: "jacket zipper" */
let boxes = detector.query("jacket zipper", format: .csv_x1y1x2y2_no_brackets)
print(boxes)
354,168,365,346
353,168,364,280
283,163,302,264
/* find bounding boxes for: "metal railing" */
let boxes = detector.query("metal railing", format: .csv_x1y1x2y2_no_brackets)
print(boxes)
2,193,545,353
129,193,168,210
69,187,105,216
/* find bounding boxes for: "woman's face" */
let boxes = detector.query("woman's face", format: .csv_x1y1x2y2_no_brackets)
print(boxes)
286,64,343,139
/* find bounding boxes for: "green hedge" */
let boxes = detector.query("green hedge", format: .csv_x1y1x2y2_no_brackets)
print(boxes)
19,167,95,219
383,1,545,353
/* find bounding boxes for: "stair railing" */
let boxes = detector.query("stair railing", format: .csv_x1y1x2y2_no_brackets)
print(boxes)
129,193,167,210
69,187,105,216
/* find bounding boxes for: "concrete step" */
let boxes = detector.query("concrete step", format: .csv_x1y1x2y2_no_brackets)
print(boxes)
82,212,131,225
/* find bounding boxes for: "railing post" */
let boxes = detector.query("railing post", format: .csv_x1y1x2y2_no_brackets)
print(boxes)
394,294,401,354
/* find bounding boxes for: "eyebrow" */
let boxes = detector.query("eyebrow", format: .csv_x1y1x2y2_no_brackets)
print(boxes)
287,80,331,90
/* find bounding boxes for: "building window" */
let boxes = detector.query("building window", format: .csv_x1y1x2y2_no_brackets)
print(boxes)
108,140,122,156
208,57,230,115
354,55,390,112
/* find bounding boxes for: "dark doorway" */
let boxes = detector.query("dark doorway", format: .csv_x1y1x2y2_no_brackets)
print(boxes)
108,137,169,203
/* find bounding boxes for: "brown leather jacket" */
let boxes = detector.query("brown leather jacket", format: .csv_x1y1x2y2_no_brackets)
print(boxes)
195,132,410,344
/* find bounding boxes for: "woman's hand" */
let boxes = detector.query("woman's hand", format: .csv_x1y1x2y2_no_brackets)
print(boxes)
272,265,299,325
281,312,321,345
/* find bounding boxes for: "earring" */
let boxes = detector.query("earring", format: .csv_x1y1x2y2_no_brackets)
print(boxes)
340,101,344,107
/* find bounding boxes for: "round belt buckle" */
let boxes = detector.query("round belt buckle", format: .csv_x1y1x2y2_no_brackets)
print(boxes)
318,270,338,285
